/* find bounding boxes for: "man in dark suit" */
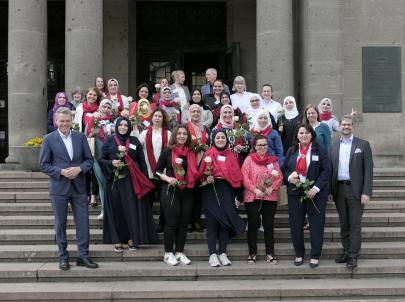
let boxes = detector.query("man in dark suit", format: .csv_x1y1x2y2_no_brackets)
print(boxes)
39,107,98,270
329,115,373,270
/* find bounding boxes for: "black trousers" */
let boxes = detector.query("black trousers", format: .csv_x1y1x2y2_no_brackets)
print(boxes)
190,186,203,225
85,168,99,196
149,178,165,227
334,183,364,259
245,200,277,255
161,185,193,253
287,194,327,259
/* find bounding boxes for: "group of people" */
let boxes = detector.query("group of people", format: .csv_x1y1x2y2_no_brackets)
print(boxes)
39,68,373,272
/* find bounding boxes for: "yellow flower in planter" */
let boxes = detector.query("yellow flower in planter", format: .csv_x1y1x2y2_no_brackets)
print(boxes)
23,137,43,147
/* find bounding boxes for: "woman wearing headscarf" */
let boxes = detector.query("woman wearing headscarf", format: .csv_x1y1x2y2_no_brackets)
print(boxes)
129,98,156,138
318,97,340,136
86,99,114,220
199,129,245,267
47,92,75,133
160,86,181,130
211,91,243,127
241,134,283,264
139,108,171,232
153,78,169,104
211,104,250,165
73,87,102,207
282,123,331,268
186,103,210,232
106,78,129,118
245,94,264,129
278,96,301,155
155,125,198,266
100,117,157,252
182,89,213,130
250,109,284,166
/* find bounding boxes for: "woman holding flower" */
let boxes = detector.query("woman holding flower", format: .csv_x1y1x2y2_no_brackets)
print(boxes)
86,99,114,220
47,92,75,133
250,110,284,166
153,78,169,104
282,123,331,268
241,135,283,264
211,104,250,165
129,98,156,138
160,86,181,130
106,78,129,118
199,129,245,267
100,117,157,252
155,125,198,266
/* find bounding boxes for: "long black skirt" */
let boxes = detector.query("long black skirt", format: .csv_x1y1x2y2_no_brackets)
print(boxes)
103,175,158,246
201,179,245,238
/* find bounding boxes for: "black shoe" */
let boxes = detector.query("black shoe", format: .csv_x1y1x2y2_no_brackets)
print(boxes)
346,257,357,270
294,258,304,266
77,257,99,269
309,259,319,269
335,254,349,263
59,259,70,270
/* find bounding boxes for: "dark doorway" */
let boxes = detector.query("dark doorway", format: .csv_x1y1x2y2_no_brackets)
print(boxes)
0,1,8,163
136,1,227,91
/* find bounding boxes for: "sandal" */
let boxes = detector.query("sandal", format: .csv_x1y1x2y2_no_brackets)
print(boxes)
127,240,137,251
247,254,256,264
114,244,123,253
266,254,278,265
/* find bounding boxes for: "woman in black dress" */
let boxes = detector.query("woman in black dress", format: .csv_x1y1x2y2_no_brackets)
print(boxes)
278,96,301,155
100,117,157,252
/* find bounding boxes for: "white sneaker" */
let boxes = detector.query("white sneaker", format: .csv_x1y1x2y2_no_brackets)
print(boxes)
209,254,221,267
218,253,232,266
164,252,178,266
258,225,264,232
175,252,191,265
97,211,103,220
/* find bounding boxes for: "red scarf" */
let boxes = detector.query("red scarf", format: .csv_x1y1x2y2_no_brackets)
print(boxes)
145,127,168,174
107,93,124,112
250,152,277,166
320,111,332,121
296,143,310,176
199,147,242,188
188,121,207,145
160,100,177,107
259,125,272,137
114,136,155,199
171,146,198,190
82,101,99,128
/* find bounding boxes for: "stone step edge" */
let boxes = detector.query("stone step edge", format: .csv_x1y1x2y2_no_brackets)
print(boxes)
0,278,405,300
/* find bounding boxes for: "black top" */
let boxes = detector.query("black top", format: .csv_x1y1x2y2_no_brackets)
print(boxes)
155,149,188,179
280,114,301,155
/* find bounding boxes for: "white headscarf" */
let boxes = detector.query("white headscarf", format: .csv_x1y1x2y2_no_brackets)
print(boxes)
283,96,299,120
318,97,333,114
245,93,263,128
252,109,272,131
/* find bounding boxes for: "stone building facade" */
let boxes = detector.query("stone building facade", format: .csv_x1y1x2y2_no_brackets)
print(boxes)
1,0,405,167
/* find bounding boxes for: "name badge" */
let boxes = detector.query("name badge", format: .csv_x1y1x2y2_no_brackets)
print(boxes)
267,163,274,170
214,100,220,105
129,144,137,150
217,155,226,162
143,120,150,127
312,155,319,161
85,113,93,117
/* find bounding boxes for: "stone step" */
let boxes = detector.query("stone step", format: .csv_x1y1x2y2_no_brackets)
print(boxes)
1,259,405,283
0,278,405,300
0,171,48,182
2,212,405,230
0,182,49,192
1,227,405,245
0,242,404,263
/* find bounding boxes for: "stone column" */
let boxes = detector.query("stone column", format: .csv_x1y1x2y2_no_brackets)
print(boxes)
256,0,294,100
65,0,103,92
301,0,344,114
7,0,47,163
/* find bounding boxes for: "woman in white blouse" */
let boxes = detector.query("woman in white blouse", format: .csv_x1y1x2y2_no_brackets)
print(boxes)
139,108,172,232
230,75,252,114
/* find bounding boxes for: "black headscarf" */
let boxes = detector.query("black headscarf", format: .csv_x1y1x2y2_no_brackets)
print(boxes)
114,116,132,144
189,89,211,111
211,128,229,151
219,91,232,105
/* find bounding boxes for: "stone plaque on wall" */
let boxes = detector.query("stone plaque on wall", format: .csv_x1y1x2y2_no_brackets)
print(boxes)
362,47,402,113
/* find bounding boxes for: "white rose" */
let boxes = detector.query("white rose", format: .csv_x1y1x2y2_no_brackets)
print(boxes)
118,146,126,152
271,170,279,177
191,135,197,141
290,171,299,179
232,105,238,111
175,158,183,165
127,96,133,103
233,116,239,122
204,156,212,163
155,84,161,89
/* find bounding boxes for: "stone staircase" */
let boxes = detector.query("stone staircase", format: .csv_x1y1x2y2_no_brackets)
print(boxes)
0,169,404,301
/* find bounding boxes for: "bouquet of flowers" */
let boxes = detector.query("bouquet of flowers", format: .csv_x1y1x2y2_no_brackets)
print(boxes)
190,136,209,154
155,83,161,92
261,170,279,193
278,108,286,133
168,158,188,206
291,171,320,213
228,115,249,146
112,145,127,189
200,156,221,206
72,123,80,131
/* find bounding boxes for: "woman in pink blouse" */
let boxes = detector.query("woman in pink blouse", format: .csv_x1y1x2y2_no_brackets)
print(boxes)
241,134,283,264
